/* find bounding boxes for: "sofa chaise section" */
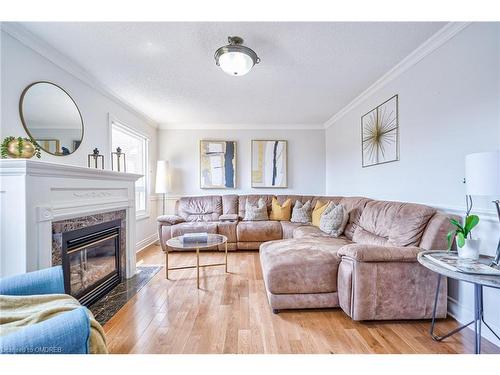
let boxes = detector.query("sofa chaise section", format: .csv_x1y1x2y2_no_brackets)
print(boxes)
260,237,352,312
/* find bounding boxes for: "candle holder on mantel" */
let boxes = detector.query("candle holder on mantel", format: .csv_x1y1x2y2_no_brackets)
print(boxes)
87,148,104,169
111,147,126,172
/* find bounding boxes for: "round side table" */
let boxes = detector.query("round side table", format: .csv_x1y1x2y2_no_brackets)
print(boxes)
418,250,500,354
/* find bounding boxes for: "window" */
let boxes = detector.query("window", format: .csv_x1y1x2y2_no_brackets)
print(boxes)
111,121,149,218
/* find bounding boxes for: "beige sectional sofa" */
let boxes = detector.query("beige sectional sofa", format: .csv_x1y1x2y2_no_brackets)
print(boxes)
157,194,453,321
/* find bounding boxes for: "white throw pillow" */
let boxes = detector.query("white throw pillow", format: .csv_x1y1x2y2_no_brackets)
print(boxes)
290,200,312,223
243,198,269,221
319,203,349,237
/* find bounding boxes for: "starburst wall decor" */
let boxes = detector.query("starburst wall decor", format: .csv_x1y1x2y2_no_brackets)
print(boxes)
361,95,399,167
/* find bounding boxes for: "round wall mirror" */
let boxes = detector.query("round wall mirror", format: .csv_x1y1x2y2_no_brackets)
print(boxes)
19,81,84,156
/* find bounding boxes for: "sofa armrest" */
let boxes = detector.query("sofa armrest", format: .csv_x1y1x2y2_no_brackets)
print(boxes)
337,244,421,262
157,215,184,225
0,266,65,295
219,214,239,222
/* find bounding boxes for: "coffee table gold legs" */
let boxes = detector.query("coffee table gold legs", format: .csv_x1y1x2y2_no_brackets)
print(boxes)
164,239,228,288
225,242,228,273
165,248,169,279
196,247,200,289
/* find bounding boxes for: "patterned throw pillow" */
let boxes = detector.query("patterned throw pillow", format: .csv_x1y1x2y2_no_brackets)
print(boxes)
243,198,269,221
290,200,312,223
319,202,349,237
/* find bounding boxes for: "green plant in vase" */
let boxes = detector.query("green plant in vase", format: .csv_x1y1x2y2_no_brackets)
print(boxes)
447,214,480,260
1,136,41,159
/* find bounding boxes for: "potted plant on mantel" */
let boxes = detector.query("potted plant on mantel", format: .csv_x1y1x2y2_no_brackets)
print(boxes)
1,136,41,159
447,214,480,260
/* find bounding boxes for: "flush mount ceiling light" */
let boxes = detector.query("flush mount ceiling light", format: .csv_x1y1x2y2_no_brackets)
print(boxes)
214,36,260,76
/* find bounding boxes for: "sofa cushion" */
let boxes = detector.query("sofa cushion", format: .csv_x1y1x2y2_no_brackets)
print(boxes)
238,195,273,219
237,221,282,242
275,195,302,206
176,196,222,222
217,221,237,243
339,197,372,239
219,214,239,221
222,194,239,215
388,203,437,247
260,238,348,294
243,197,269,221
357,200,437,247
319,203,349,237
419,213,457,250
290,200,312,223
352,227,388,246
292,225,331,239
280,221,306,239
270,197,292,221
303,196,342,209
171,222,218,237
312,200,329,227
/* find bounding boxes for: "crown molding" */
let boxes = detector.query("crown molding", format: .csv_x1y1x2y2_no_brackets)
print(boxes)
323,22,472,129
1,22,158,128
158,122,325,130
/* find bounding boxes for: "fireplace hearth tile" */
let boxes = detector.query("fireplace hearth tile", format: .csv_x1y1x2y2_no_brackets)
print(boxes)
89,265,161,325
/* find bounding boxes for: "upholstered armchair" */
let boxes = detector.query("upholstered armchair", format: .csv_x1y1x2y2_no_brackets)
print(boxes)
0,266,93,354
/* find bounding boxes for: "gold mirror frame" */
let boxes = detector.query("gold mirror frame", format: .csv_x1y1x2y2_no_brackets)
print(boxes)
19,81,84,156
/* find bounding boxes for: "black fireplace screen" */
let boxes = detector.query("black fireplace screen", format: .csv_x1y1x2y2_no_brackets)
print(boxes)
62,219,121,306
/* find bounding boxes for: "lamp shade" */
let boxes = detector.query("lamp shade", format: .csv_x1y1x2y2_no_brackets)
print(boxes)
155,160,170,194
465,151,500,196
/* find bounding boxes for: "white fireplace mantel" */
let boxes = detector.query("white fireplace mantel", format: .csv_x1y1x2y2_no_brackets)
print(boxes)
0,159,142,278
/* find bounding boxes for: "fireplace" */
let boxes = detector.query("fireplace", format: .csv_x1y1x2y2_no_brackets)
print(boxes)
62,219,122,306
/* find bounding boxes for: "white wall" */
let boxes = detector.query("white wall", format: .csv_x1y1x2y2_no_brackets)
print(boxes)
0,30,160,251
325,23,500,346
157,128,326,204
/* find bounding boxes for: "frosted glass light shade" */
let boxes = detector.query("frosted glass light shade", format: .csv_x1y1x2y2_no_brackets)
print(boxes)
218,51,254,76
155,160,170,194
465,151,500,196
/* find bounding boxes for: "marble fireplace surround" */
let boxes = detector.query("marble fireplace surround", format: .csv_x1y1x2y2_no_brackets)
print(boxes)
52,210,127,277
0,159,142,278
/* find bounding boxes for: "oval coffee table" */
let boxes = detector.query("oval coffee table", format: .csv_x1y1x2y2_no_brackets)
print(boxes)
166,234,228,289
418,250,500,354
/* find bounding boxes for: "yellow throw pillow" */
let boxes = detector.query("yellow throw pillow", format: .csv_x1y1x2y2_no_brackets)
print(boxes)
270,198,292,221
312,200,329,227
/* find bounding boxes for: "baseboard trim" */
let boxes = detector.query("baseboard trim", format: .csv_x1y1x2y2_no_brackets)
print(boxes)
447,295,500,348
136,233,158,253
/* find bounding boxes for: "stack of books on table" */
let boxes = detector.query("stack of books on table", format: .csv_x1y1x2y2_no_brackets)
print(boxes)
424,252,500,276
181,232,209,245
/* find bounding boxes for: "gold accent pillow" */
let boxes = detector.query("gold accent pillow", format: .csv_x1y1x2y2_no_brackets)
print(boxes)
312,200,329,227
270,198,292,221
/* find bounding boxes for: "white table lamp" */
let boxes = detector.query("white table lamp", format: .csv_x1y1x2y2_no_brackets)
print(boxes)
155,160,170,215
465,150,500,265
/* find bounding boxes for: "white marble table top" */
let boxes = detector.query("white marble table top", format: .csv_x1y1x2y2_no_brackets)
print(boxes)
418,250,500,289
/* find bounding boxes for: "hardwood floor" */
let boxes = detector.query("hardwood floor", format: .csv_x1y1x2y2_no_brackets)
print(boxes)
104,245,500,354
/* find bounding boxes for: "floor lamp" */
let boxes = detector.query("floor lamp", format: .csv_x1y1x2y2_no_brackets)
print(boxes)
465,150,500,266
155,160,170,215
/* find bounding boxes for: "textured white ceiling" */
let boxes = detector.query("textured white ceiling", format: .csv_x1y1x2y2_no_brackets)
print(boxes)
20,22,445,127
